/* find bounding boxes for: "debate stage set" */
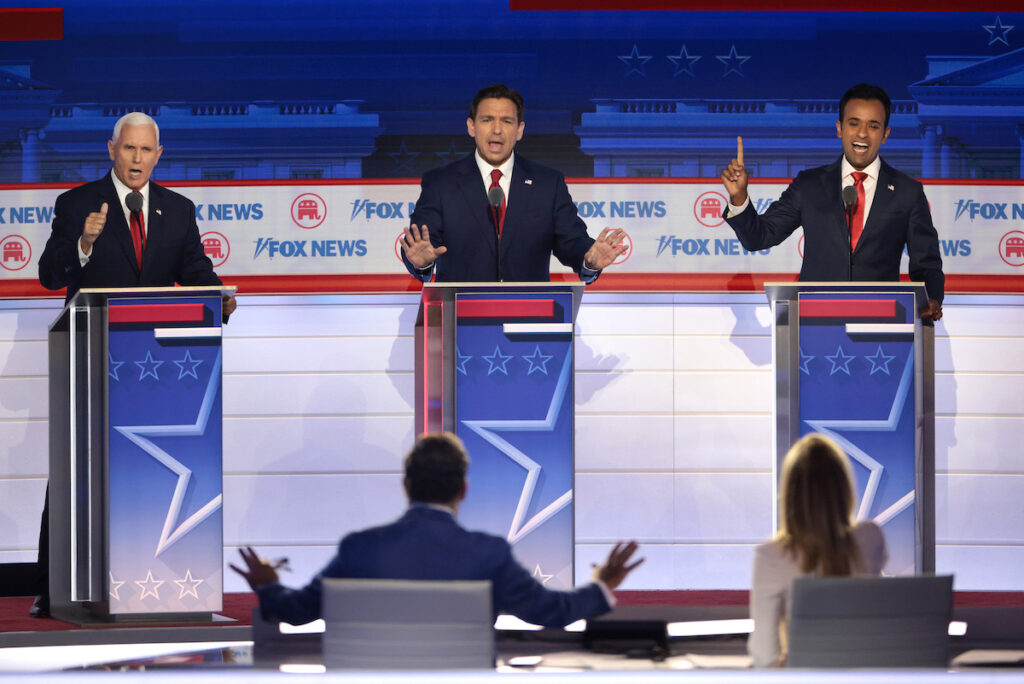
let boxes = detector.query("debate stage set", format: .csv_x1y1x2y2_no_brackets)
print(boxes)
3,0,1024,679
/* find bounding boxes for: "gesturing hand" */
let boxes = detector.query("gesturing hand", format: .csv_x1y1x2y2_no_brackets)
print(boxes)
582,227,629,271
720,136,749,207
400,223,447,269
593,541,644,591
80,202,108,254
229,546,280,591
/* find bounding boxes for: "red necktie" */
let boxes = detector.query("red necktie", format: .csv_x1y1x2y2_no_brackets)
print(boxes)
849,171,867,251
489,169,506,238
130,207,145,269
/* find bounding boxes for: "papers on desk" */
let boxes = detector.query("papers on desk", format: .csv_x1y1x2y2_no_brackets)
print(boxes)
953,650,1024,667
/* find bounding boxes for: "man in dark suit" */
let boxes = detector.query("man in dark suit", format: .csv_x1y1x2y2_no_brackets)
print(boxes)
232,432,643,627
32,112,236,616
721,83,943,321
401,84,627,282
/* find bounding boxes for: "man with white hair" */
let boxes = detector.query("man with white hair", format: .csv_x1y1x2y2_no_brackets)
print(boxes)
32,112,235,617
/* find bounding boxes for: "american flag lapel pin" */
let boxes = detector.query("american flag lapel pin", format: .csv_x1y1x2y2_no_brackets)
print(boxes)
887,184,894,191
156,208,163,215
525,179,533,185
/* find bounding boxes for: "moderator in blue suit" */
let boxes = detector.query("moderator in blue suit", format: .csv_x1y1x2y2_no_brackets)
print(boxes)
400,84,628,283
233,433,643,627
721,83,944,321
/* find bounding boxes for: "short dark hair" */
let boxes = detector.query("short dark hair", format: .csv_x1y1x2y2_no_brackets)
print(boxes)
469,84,525,123
404,432,469,504
839,83,892,128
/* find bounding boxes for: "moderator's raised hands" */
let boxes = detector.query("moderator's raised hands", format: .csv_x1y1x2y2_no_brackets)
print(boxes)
583,227,629,271
720,136,749,207
229,546,279,591
80,202,108,254
594,540,644,591
400,223,447,269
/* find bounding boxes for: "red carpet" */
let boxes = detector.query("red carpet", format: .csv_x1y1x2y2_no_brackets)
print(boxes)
2,590,1021,635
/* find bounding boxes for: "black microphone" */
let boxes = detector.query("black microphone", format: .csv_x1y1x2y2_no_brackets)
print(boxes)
842,185,858,212
842,184,858,278
125,191,144,215
487,185,504,279
487,186,504,214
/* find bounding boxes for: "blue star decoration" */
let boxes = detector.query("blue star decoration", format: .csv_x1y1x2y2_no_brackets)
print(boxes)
483,345,513,376
462,349,574,544
523,345,553,375
805,349,916,527
388,139,420,174
618,44,653,77
135,350,164,381
436,140,462,165
109,352,125,382
173,349,203,380
865,345,896,376
716,44,750,77
983,16,1014,46
456,346,472,376
799,347,815,375
667,44,701,77
825,345,855,376
114,352,224,557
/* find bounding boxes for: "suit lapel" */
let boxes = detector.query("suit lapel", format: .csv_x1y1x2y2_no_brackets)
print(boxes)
820,158,848,242
454,156,498,257
142,183,164,274
861,162,896,248
501,157,529,256
101,175,140,276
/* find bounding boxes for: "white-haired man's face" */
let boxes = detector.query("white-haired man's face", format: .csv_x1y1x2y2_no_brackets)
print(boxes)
108,123,163,191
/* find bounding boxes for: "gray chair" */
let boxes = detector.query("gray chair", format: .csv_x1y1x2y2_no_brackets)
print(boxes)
321,578,493,670
787,575,954,668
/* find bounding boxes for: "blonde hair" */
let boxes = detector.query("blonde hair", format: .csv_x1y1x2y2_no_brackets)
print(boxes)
777,433,862,576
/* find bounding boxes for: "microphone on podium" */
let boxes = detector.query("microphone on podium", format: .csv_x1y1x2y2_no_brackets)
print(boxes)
125,190,144,217
487,185,505,277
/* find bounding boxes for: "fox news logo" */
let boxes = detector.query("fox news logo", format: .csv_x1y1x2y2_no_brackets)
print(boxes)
573,201,667,219
253,238,367,259
350,200,415,221
953,199,1024,222
656,235,770,257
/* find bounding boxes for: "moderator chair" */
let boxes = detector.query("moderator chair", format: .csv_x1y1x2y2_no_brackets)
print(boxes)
787,575,954,668
321,578,493,670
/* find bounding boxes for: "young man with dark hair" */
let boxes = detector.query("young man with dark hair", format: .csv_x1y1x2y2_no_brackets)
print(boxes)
720,83,943,321
233,432,642,627
400,84,628,283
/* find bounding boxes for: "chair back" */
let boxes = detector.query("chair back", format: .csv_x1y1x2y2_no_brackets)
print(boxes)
322,578,493,670
787,575,953,668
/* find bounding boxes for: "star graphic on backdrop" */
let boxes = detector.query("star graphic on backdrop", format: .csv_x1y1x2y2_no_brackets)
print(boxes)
483,346,513,376
825,345,855,376
667,44,701,77
435,140,462,165
135,570,165,600
618,44,652,77
135,351,164,381
523,345,554,375
109,352,125,382
799,347,814,375
805,350,915,525
109,572,126,601
388,139,420,174
716,44,750,77
983,16,1014,46
114,352,224,557
533,565,554,585
174,569,204,600
461,349,574,544
173,349,203,380
456,347,472,376
865,345,896,376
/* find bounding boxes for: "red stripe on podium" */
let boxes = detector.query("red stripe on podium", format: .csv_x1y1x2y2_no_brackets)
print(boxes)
456,299,555,319
0,8,63,41
109,303,206,324
799,299,896,319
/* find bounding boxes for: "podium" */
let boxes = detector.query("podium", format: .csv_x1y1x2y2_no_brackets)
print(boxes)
416,282,584,589
765,282,935,574
48,286,234,623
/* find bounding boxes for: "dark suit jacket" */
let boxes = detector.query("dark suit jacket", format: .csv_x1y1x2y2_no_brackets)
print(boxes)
39,174,223,301
724,157,944,303
403,154,595,282
256,506,610,627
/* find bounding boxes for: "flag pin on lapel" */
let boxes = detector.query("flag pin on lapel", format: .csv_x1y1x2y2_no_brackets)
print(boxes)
156,208,163,215
887,184,894,191
525,179,533,185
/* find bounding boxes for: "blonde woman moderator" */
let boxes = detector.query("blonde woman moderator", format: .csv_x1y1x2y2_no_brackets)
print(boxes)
748,433,889,667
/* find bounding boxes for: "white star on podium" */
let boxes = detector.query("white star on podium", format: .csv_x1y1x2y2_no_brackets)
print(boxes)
174,569,205,599
135,570,165,600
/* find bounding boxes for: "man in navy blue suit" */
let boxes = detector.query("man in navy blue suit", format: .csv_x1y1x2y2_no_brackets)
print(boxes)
32,112,236,617
721,83,944,321
400,84,628,282
232,432,643,627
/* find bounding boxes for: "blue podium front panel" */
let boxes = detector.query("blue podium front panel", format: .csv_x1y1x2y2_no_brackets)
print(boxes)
106,296,224,614
454,292,575,590
797,292,917,575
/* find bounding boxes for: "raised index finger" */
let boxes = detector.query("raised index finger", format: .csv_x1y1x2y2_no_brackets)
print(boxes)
737,136,744,166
